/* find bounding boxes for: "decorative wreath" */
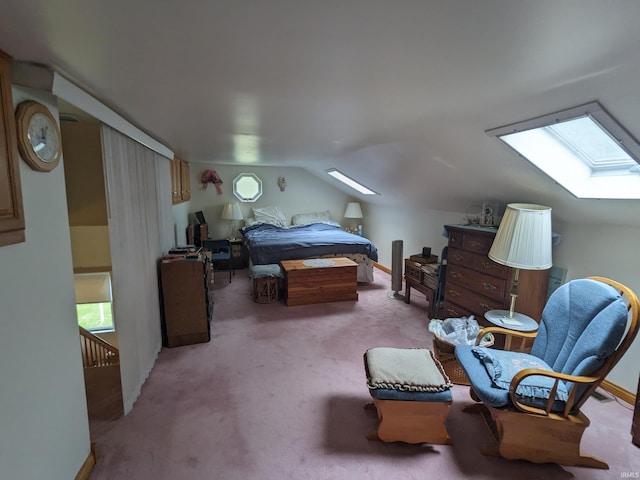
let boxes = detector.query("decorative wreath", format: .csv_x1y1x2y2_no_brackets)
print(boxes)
201,170,223,195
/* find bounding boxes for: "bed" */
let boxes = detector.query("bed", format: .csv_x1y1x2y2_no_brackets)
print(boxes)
241,221,378,283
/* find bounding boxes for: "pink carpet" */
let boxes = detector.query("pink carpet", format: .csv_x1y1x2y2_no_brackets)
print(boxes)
89,268,640,479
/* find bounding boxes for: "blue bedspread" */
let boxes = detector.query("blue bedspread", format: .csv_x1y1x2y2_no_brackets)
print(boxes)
241,223,378,265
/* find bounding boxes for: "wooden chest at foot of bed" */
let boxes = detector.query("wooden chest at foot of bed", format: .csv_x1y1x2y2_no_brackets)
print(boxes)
280,257,358,306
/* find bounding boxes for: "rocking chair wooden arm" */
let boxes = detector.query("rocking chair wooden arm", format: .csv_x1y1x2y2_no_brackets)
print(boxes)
509,367,601,417
474,326,538,346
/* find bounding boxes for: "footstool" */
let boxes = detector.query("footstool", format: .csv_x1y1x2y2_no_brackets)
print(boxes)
363,347,454,444
250,264,282,303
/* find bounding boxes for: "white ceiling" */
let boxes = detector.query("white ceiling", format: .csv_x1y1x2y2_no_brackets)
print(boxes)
2,1,640,226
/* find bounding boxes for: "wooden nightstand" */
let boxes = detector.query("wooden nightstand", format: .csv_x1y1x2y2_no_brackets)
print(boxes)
229,239,248,269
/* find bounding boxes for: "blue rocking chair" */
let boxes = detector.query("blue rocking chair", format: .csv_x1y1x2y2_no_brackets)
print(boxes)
455,276,639,469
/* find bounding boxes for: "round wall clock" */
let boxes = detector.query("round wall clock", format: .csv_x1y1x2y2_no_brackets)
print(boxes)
15,100,62,172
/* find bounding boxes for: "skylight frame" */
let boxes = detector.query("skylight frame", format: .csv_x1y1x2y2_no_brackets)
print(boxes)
486,102,640,199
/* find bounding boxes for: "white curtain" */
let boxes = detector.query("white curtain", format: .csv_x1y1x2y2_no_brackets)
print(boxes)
101,125,173,413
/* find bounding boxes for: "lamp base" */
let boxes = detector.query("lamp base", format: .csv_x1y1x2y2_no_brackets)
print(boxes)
388,291,405,300
484,310,538,332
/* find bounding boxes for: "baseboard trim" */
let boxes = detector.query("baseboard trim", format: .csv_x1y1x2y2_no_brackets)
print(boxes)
74,442,97,480
601,380,635,405
373,262,391,275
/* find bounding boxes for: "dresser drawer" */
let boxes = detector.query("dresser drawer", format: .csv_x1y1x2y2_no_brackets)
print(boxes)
440,300,475,320
448,230,493,254
444,282,502,317
472,253,508,277
462,233,493,255
449,247,508,278
446,264,506,302
447,247,473,266
448,230,464,249
404,259,423,283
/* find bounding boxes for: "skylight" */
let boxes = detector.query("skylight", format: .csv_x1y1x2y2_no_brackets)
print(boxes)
486,102,640,199
326,168,378,195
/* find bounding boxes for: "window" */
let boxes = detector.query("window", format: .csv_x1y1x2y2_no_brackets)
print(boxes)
74,272,114,332
232,173,263,202
486,102,640,199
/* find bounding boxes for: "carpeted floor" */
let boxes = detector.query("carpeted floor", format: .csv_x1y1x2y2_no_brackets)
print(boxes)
89,268,640,479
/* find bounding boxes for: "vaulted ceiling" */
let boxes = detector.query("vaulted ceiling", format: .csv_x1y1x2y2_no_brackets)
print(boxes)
2,1,640,226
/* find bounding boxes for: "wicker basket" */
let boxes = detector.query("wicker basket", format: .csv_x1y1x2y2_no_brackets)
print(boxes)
253,277,279,304
432,333,494,385
432,337,469,385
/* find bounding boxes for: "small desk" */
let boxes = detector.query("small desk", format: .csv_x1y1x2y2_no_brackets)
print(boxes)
281,257,358,306
484,309,538,351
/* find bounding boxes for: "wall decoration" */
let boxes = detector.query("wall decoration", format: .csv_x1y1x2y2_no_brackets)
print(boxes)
201,169,223,194
15,100,62,172
278,176,287,192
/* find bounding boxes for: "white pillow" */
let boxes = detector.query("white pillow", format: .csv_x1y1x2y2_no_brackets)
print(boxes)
252,206,288,227
291,210,332,226
243,216,260,227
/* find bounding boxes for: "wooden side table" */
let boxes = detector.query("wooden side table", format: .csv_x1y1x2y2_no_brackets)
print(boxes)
404,259,438,318
484,309,538,351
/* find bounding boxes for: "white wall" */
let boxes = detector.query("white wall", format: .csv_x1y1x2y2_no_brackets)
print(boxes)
0,87,91,478
552,221,640,393
366,203,464,268
187,164,354,239
69,225,112,268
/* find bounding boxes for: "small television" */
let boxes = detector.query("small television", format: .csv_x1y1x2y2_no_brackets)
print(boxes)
195,211,206,225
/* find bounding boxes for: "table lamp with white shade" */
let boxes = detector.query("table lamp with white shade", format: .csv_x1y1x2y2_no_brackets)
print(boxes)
344,202,363,235
221,202,243,240
485,203,552,326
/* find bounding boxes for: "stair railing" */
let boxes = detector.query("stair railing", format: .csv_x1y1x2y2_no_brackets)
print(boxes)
79,326,119,368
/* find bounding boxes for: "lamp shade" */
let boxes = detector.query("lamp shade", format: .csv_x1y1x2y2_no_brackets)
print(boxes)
488,203,552,270
344,202,363,219
221,202,243,221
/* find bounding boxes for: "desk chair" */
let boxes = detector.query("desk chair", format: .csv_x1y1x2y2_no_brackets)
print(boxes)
202,239,233,282
433,246,448,317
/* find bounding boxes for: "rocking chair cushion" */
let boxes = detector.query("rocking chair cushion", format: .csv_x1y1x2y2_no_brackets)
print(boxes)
456,345,568,411
471,347,569,400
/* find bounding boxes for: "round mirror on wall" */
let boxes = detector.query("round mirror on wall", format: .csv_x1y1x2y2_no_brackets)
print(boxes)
233,173,263,202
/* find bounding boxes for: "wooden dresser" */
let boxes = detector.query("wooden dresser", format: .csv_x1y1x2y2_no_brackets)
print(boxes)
160,255,213,347
442,224,550,330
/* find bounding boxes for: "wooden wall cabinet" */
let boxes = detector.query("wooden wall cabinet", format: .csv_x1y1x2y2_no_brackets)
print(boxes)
441,224,550,331
0,49,25,247
171,157,190,204
160,256,213,347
